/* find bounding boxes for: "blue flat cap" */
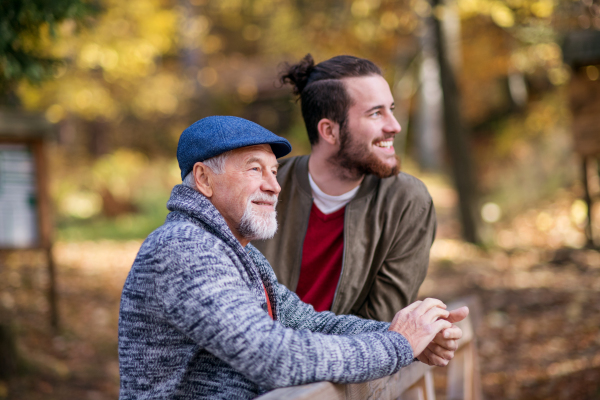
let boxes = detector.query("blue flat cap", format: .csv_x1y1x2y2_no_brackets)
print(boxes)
177,116,292,179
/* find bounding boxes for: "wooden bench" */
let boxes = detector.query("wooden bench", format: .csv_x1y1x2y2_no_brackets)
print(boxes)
257,296,482,400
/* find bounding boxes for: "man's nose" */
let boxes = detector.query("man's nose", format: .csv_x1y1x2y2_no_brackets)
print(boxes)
384,114,401,135
262,172,281,195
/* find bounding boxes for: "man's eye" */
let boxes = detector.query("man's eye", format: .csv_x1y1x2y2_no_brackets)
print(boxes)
371,111,381,117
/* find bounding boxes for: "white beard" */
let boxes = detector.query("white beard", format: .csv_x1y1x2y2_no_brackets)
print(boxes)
237,191,278,241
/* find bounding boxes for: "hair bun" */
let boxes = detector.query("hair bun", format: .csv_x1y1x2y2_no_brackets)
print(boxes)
279,54,315,95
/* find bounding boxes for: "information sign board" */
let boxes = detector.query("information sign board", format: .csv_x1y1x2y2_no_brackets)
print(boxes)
0,144,39,248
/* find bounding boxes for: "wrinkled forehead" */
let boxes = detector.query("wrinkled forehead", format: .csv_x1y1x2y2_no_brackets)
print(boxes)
226,144,279,167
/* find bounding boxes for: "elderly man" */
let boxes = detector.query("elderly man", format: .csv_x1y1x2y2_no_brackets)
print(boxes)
118,116,467,400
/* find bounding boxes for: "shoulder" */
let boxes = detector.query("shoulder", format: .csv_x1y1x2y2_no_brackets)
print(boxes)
136,216,228,268
276,155,307,179
377,171,432,206
277,154,305,168
153,217,217,247
359,171,435,228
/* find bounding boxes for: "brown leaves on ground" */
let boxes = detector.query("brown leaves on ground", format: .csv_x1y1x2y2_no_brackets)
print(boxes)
0,227,599,399
421,243,600,400
0,241,140,400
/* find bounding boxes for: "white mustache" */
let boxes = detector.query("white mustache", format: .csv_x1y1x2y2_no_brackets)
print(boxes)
248,192,278,209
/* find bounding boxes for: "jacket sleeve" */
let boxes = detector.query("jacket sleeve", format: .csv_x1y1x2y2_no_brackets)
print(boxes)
355,196,437,322
155,238,414,391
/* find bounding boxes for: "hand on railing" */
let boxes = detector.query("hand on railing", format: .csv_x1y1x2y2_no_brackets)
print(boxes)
388,298,453,359
417,306,469,367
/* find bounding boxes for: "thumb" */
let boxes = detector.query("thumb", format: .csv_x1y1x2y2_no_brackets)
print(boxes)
445,306,469,324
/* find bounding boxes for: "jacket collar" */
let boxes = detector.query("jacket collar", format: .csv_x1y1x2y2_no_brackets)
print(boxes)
293,155,381,201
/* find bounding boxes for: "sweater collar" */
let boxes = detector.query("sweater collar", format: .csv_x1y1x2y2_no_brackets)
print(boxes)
166,184,242,250
166,185,272,312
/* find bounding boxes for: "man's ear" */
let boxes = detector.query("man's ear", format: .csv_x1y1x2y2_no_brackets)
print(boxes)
193,162,214,198
316,118,340,146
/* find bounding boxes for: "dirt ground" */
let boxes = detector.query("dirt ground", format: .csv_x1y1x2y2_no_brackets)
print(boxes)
1,192,599,399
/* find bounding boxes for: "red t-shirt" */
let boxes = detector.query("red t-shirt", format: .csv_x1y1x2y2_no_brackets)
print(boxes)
296,204,345,312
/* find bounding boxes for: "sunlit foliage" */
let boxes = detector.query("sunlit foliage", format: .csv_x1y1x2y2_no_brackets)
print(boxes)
18,0,180,120
7,0,598,238
0,0,99,94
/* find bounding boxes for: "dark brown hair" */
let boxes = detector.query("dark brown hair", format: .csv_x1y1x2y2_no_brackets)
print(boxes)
280,54,382,145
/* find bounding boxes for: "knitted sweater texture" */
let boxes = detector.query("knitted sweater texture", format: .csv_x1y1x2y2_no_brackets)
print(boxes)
118,185,414,400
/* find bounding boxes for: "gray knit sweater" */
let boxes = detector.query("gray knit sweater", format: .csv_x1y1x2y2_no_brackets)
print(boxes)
118,185,414,400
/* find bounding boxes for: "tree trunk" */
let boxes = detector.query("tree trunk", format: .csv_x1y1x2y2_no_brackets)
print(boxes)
429,0,481,244
0,322,18,379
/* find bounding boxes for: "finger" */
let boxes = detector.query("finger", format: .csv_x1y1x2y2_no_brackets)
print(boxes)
416,352,431,365
423,306,450,323
423,347,449,367
432,336,458,351
439,325,463,341
416,298,447,314
445,306,469,324
427,342,455,360
432,319,453,334
402,300,423,313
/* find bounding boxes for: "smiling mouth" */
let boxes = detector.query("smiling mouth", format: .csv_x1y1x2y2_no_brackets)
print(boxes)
374,139,394,149
252,201,274,207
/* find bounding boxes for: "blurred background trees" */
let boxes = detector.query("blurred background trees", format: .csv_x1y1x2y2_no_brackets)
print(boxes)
0,0,99,381
2,1,600,399
0,0,99,102
4,0,599,245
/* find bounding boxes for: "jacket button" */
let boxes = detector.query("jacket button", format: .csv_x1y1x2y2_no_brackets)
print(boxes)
262,303,268,312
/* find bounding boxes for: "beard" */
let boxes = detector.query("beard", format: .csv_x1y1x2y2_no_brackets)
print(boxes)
237,191,278,241
330,124,400,180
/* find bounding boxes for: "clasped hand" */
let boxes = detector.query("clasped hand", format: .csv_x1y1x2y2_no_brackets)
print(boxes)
388,298,469,367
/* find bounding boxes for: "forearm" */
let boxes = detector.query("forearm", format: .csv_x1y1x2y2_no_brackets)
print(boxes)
158,252,412,390
275,280,391,335
254,327,414,388
161,275,413,389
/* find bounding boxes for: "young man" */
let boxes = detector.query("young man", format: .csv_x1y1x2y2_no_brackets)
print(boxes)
254,54,436,323
118,116,465,400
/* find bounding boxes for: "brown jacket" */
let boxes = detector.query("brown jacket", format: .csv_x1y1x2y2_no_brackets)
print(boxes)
254,155,437,322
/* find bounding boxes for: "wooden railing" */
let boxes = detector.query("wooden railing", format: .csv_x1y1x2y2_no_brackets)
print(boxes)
257,296,482,400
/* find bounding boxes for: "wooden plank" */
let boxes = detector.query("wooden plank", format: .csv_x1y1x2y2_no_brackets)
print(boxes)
256,362,435,400
345,361,433,400
471,339,483,400
424,370,436,400
257,296,482,400
399,383,425,400
446,345,466,400
256,381,345,400
399,370,435,400
32,140,59,330
0,108,53,137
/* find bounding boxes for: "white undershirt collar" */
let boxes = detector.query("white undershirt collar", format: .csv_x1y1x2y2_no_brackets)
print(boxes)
308,173,360,215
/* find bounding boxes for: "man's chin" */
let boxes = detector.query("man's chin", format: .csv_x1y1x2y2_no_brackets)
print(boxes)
333,146,401,179
238,213,278,241
365,155,401,178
